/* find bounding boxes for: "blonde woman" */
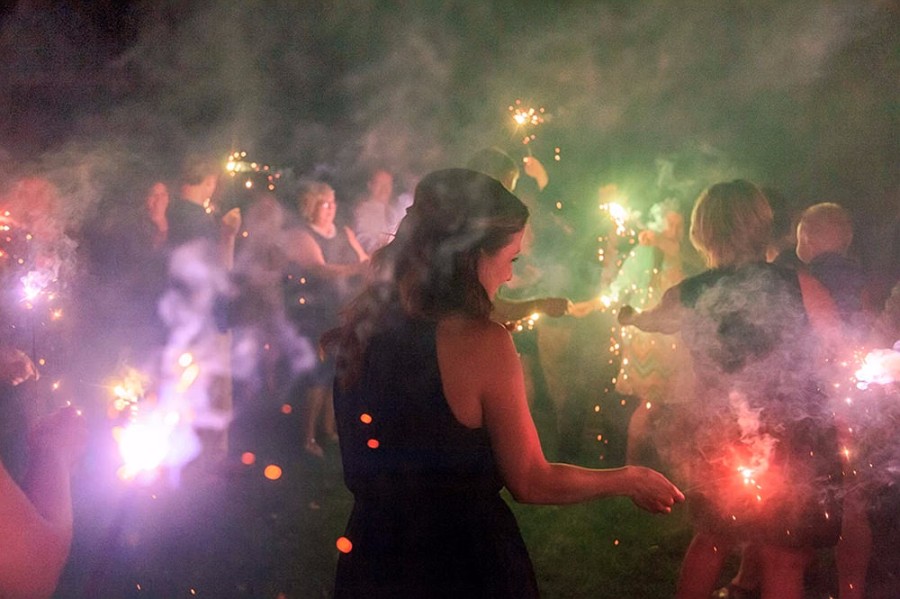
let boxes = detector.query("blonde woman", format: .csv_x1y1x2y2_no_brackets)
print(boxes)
283,181,368,457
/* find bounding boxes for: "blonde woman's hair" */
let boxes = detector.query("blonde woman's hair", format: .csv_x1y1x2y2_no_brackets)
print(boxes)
297,180,334,223
690,180,772,268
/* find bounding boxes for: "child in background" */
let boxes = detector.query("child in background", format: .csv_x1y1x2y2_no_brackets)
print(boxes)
718,202,868,599
797,203,874,599
796,202,866,328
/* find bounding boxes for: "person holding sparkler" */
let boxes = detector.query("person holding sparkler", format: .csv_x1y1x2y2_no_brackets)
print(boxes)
466,147,572,323
616,200,696,466
325,169,683,598
619,180,842,599
164,155,242,471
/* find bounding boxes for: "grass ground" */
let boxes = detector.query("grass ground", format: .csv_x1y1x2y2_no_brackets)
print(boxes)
53,385,874,598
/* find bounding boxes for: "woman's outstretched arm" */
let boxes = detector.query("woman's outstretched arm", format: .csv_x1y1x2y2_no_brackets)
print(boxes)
438,318,683,512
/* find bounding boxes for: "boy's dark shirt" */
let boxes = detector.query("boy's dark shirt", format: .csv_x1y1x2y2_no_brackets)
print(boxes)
166,197,217,248
807,251,865,325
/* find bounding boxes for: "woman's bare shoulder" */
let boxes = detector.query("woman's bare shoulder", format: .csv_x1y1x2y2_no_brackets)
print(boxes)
437,315,517,371
439,314,510,344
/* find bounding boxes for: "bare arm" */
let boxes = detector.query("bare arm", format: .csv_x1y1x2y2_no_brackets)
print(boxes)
492,296,572,323
344,226,370,262
618,284,685,334
284,228,368,279
0,407,85,599
439,319,683,511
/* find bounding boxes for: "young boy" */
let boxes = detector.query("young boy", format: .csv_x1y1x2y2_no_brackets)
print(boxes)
796,202,865,326
797,202,872,599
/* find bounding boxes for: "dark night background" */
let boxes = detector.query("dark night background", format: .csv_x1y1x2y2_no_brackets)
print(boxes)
1,2,899,597
1,1,897,289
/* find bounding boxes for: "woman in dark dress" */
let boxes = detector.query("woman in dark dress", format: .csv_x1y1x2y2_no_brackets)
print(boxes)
326,169,683,598
283,181,368,457
619,180,842,599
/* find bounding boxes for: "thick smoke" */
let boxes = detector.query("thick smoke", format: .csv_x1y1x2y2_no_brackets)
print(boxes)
0,0,896,499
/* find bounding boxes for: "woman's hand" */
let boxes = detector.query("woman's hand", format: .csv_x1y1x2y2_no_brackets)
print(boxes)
624,466,685,514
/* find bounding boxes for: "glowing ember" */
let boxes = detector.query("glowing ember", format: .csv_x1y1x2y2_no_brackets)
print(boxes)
264,464,283,480
336,536,353,553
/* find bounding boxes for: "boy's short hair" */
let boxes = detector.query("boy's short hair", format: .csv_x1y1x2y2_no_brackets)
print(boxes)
179,154,221,186
799,203,853,254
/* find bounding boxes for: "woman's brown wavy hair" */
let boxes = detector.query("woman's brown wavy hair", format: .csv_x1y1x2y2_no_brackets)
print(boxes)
323,168,529,389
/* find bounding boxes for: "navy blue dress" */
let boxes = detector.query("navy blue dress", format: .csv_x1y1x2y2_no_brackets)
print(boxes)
333,317,539,598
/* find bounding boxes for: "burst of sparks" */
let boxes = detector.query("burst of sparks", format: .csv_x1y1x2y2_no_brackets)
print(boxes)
600,201,634,237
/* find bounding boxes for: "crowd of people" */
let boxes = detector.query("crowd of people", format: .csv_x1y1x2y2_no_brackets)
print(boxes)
0,147,898,598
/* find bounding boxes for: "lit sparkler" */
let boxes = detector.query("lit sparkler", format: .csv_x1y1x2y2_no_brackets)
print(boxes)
107,355,205,482
854,347,900,389
225,150,280,191
599,201,635,237
508,99,546,146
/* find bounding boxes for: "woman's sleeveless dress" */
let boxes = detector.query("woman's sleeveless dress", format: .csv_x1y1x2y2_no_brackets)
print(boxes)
333,317,539,598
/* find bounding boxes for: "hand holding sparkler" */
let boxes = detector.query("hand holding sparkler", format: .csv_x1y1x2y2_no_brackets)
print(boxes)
522,156,549,191
537,297,571,317
0,346,38,385
623,465,685,514
220,207,242,237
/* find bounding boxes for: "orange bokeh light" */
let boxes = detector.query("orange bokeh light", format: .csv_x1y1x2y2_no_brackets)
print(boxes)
264,464,283,480
280,403,293,415
336,536,353,553
367,439,380,449
359,413,372,424
241,452,256,465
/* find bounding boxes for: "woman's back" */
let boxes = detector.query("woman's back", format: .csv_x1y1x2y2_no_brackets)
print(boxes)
333,315,538,598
